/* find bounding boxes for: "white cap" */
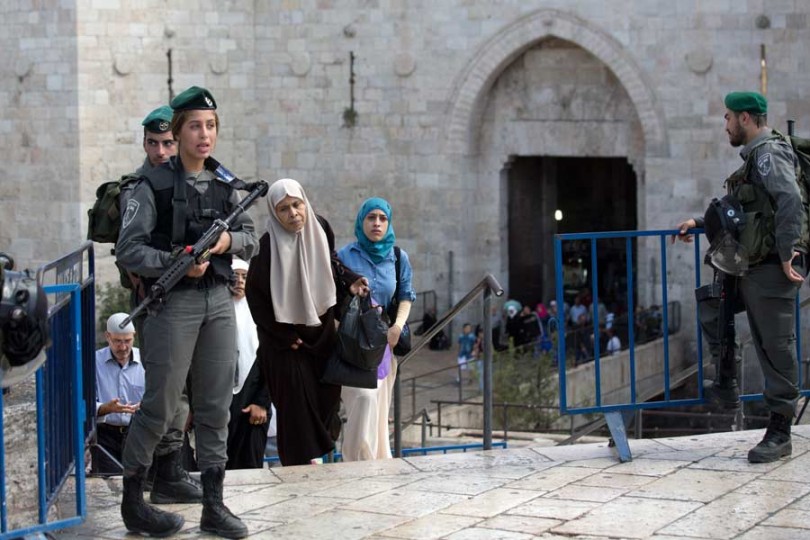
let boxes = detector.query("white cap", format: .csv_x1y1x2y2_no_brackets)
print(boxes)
107,313,135,334
231,257,249,272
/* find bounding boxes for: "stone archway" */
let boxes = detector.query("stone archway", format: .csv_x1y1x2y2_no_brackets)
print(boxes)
444,8,668,158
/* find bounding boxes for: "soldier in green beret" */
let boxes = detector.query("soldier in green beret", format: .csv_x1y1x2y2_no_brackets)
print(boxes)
139,105,176,173
116,87,255,538
675,91,806,463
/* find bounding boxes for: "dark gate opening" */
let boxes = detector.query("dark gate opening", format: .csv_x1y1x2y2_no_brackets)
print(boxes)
507,156,637,310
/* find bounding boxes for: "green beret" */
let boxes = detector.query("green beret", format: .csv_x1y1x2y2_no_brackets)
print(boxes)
141,105,173,133
170,86,217,111
724,91,767,115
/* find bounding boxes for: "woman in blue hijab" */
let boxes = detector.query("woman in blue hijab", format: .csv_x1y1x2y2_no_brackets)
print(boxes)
337,197,416,461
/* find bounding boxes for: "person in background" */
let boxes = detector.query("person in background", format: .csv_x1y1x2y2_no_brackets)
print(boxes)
337,197,415,461
457,323,476,384
226,258,270,469
93,313,145,475
605,328,622,356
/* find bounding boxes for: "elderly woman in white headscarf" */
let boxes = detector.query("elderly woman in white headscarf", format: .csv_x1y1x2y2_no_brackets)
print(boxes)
245,179,368,466
225,257,270,470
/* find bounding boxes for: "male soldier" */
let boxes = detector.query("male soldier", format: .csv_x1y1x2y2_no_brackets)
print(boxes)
123,106,203,505
675,91,806,463
116,87,256,538
139,105,176,172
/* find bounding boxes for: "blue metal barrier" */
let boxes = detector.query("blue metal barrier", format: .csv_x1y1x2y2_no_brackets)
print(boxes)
263,441,509,465
0,243,94,539
554,229,809,461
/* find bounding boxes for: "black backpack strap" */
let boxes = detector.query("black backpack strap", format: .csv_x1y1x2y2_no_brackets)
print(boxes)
171,164,187,245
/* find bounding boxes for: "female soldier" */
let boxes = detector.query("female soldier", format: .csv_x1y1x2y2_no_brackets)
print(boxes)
116,86,255,539
337,198,415,461
245,178,368,466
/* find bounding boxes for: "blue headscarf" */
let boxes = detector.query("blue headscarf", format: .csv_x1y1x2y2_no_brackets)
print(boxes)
355,197,396,264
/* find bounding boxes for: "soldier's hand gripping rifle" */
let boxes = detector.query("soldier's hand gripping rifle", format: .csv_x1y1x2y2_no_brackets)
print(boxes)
119,180,269,329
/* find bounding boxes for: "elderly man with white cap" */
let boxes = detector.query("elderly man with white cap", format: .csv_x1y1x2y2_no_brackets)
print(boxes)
92,313,145,475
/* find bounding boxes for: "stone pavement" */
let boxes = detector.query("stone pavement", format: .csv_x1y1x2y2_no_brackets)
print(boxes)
56,425,810,540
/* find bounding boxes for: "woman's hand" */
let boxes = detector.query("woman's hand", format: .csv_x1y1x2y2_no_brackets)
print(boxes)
242,404,268,425
387,324,401,348
290,337,303,350
209,231,232,255
350,277,370,297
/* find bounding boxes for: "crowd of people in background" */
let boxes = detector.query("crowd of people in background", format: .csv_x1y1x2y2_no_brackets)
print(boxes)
466,290,668,367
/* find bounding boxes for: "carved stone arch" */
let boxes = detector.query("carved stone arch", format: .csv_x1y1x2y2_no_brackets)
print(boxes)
444,9,668,158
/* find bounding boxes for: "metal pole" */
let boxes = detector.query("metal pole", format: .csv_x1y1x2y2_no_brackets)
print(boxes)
448,250,454,343
393,370,402,457
421,412,427,448
457,365,463,402
411,378,416,422
483,286,493,450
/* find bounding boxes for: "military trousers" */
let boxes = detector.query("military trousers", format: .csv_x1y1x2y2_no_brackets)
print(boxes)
133,312,188,456
122,284,237,472
739,262,802,418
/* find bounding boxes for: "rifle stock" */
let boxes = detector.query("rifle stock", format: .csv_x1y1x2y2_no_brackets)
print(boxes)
120,180,269,329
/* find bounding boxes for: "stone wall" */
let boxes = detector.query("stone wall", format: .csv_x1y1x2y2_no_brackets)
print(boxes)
3,0,810,316
1,0,80,268
6,0,810,305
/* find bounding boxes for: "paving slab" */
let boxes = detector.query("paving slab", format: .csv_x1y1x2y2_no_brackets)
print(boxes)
52,425,810,540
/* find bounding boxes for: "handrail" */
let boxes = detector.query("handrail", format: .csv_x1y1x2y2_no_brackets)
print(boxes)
393,273,503,456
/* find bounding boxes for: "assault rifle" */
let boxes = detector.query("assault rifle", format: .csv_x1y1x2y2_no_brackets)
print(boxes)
119,179,269,329
717,272,737,383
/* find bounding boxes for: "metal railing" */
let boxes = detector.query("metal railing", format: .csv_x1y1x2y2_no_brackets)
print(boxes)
392,274,503,456
553,228,810,460
554,229,705,415
430,399,566,440
0,242,94,539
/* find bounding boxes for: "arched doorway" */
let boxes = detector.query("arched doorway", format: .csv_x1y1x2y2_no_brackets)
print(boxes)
443,9,667,309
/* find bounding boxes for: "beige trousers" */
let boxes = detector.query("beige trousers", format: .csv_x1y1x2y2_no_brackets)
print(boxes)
340,356,398,461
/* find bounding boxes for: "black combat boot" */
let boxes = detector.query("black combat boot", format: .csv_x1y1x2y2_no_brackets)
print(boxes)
200,465,248,539
121,467,184,537
702,377,740,410
748,412,792,463
150,450,203,504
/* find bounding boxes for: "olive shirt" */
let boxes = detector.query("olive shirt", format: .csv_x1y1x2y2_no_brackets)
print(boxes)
116,167,257,277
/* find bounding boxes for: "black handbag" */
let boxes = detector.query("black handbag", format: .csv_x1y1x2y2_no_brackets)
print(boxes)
321,350,378,389
338,293,389,371
387,246,412,356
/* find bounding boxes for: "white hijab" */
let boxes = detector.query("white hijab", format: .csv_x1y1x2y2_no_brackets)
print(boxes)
265,179,336,326
232,258,258,394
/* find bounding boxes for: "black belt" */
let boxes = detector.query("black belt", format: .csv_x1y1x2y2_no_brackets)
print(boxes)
760,252,808,268
98,423,129,434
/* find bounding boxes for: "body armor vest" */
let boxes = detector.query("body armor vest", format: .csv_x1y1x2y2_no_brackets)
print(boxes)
724,132,809,265
143,160,235,286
